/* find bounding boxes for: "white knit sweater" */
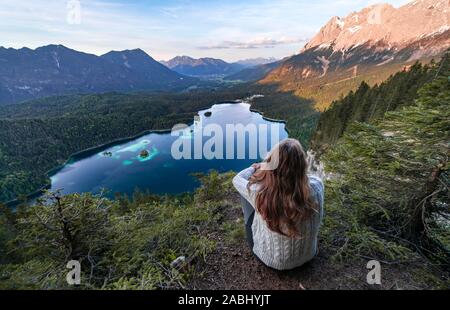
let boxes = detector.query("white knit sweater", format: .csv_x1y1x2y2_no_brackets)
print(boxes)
232,167,324,270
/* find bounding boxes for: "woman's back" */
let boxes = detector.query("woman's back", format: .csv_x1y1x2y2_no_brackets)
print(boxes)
233,169,324,270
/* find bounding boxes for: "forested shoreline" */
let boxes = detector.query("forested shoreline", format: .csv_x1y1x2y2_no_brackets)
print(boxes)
0,85,318,203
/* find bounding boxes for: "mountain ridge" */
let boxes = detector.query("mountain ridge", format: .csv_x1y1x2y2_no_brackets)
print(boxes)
161,55,244,77
224,59,284,82
0,45,197,105
304,0,449,52
234,57,278,68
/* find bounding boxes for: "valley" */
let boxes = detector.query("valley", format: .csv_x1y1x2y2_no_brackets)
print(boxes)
0,87,316,203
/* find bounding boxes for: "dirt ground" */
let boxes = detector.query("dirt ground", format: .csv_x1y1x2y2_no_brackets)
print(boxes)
187,194,443,290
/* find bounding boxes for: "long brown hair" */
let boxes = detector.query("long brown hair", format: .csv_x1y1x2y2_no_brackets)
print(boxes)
248,139,317,238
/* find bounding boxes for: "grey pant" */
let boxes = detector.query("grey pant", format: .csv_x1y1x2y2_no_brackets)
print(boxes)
240,196,269,268
240,196,255,249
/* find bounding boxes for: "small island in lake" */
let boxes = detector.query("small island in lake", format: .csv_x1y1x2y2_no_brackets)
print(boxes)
140,150,150,158
204,111,212,117
102,151,113,157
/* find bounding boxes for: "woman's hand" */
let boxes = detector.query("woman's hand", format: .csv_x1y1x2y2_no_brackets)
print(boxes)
306,151,325,180
251,163,261,170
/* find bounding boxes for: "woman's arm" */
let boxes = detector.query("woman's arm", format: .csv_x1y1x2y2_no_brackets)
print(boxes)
309,175,324,220
232,166,256,206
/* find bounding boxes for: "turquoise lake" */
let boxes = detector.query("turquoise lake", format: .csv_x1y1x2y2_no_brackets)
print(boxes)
49,102,289,197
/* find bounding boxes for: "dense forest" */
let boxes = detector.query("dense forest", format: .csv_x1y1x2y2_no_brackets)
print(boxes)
320,53,449,268
0,86,317,203
311,61,437,152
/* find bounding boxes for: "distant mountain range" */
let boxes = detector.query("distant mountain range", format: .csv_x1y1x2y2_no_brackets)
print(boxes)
0,45,279,105
160,56,278,78
0,45,197,105
259,0,450,110
160,56,244,77
224,60,283,82
1,0,447,106
234,57,278,68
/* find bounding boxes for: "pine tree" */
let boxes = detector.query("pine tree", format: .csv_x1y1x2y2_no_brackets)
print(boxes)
321,53,450,264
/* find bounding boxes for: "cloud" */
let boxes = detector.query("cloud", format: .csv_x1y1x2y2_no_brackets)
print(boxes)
0,0,413,61
198,37,308,50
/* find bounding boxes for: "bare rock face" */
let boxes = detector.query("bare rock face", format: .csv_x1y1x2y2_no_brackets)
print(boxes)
304,0,450,52
262,0,449,92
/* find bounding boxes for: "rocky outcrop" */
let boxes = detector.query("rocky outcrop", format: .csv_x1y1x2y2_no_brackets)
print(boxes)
304,0,449,52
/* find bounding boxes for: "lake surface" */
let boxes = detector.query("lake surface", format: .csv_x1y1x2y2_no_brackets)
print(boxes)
50,102,288,197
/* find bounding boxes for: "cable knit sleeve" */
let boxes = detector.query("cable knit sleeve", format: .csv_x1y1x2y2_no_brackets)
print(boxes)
232,166,256,207
308,175,324,221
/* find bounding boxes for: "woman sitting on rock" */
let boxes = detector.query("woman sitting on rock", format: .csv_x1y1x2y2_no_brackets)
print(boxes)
232,138,324,270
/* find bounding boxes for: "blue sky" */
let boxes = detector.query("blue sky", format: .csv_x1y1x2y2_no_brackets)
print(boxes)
0,0,412,62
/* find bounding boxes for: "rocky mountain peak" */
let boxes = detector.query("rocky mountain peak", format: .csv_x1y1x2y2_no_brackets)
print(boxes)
304,0,449,51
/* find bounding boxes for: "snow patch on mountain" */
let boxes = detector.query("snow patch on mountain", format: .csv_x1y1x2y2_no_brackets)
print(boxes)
317,56,330,77
347,26,362,34
376,56,394,66
336,18,345,29
52,51,60,69
122,55,131,69
316,42,332,50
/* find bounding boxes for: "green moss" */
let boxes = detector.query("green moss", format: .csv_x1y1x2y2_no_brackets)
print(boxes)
222,220,245,245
